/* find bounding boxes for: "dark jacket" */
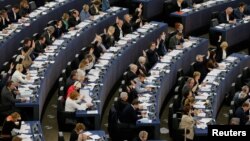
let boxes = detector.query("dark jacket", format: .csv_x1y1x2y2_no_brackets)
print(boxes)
218,11,235,24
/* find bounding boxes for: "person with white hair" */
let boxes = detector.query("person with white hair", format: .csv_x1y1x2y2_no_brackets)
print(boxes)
137,56,150,76
114,92,129,116
218,7,236,24
11,64,30,84
124,64,138,84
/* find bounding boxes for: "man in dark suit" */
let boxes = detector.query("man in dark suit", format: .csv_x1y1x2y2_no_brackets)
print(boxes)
136,56,150,76
234,102,250,125
124,64,138,84
42,26,55,45
68,10,81,28
157,32,168,57
114,92,129,117
0,9,11,30
34,36,46,56
146,42,159,69
8,6,20,23
1,81,25,113
194,54,208,82
120,99,143,125
218,7,236,24
234,2,246,19
168,32,183,50
122,14,133,35
114,18,124,41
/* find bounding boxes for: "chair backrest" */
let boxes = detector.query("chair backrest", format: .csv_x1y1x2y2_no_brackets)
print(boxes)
210,18,219,27
168,103,174,137
58,131,65,141
29,1,37,11
47,20,56,27
4,5,11,12
211,11,219,20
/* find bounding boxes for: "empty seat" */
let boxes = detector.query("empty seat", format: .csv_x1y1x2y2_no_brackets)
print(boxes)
47,20,56,27
29,1,37,11
32,33,40,40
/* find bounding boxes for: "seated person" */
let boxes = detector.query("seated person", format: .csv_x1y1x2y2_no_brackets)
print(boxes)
91,35,106,58
145,42,159,69
234,2,247,19
69,123,87,141
19,0,31,17
122,80,138,103
182,77,195,95
66,70,79,90
136,56,150,76
53,20,64,39
80,4,92,22
1,81,26,113
42,26,55,45
66,81,82,98
89,0,101,15
113,18,124,41
215,41,229,62
124,64,138,84
77,59,89,83
102,26,115,49
134,74,152,93
172,0,188,12
218,7,236,24
194,54,208,82
114,92,129,116
157,32,168,57
119,99,147,140
192,71,201,92
8,6,20,23
11,64,30,84
179,106,195,141
68,9,81,28
20,39,35,69
1,112,21,140
206,50,218,71
122,14,140,35
234,102,250,125
233,85,250,108
0,10,11,30
65,91,93,112
168,32,183,50
132,130,148,141
34,36,46,56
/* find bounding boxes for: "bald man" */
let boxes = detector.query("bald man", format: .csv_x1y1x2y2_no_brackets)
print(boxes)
218,7,236,24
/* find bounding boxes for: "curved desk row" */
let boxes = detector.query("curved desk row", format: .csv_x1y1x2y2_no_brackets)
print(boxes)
75,22,168,130
210,17,250,47
194,53,250,138
0,0,90,69
15,7,129,120
170,0,250,35
132,0,164,19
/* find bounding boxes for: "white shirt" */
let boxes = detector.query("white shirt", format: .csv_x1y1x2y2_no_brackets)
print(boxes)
11,70,29,84
222,49,227,60
119,27,123,39
226,14,229,22
77,68,86,80
65,98,87,112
